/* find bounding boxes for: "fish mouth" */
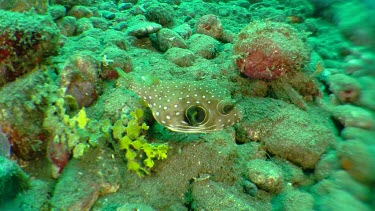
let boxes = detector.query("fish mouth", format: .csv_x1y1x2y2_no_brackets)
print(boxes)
166,124,218,133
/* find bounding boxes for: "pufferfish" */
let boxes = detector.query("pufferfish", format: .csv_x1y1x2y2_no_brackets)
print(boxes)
125,75,243,133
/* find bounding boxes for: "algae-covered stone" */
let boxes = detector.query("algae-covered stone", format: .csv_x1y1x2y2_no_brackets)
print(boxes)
165,48,195,67
316,189,372,211
314,151,340,180
190,180,256,211
327,74,361,104
157,28,187,52
236,98,336,169
0,156,30,203
50,0,93,7
0,0,48,14
0,70,54,160
101,47,133,80
332,105,375,130
273,188,314,211
187,34,220,59
68,5,93,19
50,148,121,210
57,16,77,37
101,30,128,50
246,159,283,193
0,10,59,86
49,4,67,20
76,17,94,35
337,140,375,184
195,14,223,40
145,3,175,26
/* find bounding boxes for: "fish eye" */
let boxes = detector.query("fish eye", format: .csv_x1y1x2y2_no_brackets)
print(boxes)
217,99,235,115
185,105,207,126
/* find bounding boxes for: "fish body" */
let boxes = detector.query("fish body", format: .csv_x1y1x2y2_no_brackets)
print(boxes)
129,78,242,133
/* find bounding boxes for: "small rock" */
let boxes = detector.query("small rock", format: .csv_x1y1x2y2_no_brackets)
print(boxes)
331,105,375,130
327,74,361,104
331,170,373,202
0,0,48,14
102,30,128,50
49,5,66,20
316,189,372,211
118,3,133,11
273,158,307,186
57,16,77,37
89,17,111,31
173,23,192,40
357,76,375,111
236,98,336,169
314,151,340,180
98,2,117,10
190,180,257,210
157,28,187,52
345,58,364,75
184,15,192,22
49,148,120,210
187,34,220,59
131,5,146,15
337,140,375,184
101,47,133,80
70,35,102,52
341,127,375,145
165,48,195,67
0,130,11,158
195,14,223,40
0,156,30,203
145,3,175,26
221,29,235,43
50,0,92,7
101,10,115,20
76,18,94,35
61,52,101,107
113,22,128,31
242,179,258,196
0,10,60,86
246,159,283,193
274,188,315,211
12,180,51,210
67,5,93,19
117,203,155,211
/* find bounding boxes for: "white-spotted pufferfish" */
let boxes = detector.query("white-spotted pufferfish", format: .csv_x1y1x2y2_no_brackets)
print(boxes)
120,72,243,133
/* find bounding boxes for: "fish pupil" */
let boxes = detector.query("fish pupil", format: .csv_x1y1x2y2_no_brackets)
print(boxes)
185,105,207,126
222,104,234,114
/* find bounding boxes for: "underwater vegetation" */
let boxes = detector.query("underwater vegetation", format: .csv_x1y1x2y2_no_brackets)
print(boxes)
0,0,374,210
111,108,169,176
